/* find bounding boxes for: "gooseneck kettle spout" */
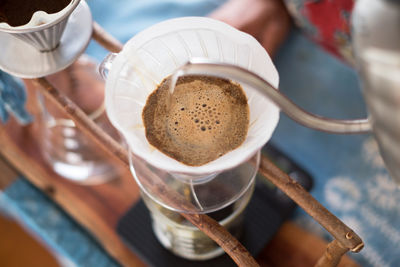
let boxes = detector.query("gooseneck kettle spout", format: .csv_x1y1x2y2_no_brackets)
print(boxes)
172,58,372,134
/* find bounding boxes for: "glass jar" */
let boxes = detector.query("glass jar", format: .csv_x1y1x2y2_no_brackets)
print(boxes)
37,55,120,184
130,150,259,260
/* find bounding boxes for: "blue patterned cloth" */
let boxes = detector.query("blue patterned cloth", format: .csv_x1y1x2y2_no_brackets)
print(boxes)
2,1,399,267
86,0,226,62
0,71,32,125
1,178,119,267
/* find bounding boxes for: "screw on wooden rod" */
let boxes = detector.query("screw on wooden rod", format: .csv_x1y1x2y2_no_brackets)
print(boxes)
315,240,349,267
346,232,353,240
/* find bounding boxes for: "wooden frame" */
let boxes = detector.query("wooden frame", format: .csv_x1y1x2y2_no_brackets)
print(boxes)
3,21,364,267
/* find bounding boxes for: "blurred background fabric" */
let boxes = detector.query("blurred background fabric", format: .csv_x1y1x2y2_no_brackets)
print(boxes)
0,71,32,125
1,178,119,267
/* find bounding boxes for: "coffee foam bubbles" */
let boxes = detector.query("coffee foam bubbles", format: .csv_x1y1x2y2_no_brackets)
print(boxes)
143,75,249,166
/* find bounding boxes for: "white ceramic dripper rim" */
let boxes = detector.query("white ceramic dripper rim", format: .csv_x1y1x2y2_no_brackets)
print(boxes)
0,0,80,32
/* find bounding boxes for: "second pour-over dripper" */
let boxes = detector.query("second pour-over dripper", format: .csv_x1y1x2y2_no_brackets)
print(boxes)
0,1,119,183
0,0,92,78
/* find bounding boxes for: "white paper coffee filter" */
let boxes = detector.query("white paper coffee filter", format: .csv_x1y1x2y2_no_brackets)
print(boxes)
105,17,279,175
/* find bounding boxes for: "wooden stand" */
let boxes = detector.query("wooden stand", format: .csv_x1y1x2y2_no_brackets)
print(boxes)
0,22,363,267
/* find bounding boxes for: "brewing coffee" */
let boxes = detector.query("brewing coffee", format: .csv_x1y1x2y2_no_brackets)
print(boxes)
0,0,71,27
143,75,249,166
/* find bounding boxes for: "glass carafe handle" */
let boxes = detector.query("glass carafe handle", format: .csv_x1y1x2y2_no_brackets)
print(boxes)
99,53,117,80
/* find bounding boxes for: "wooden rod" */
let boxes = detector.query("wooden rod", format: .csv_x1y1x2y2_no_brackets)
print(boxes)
258,156,364,253
92,21,124,53
33,76,259,267
315,239,349,267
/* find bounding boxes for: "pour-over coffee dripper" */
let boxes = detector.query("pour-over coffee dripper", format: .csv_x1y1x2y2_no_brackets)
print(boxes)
0,0,80,52
101,17,280,259
102,17,279,176
0,0,92,78
101,16,280,208
0,1,118,184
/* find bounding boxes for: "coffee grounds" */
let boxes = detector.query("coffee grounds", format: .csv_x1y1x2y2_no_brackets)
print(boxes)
0,0,71,27
143,75,249,166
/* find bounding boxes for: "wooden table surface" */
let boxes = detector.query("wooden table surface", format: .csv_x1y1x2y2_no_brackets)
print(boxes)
0,80,359,267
